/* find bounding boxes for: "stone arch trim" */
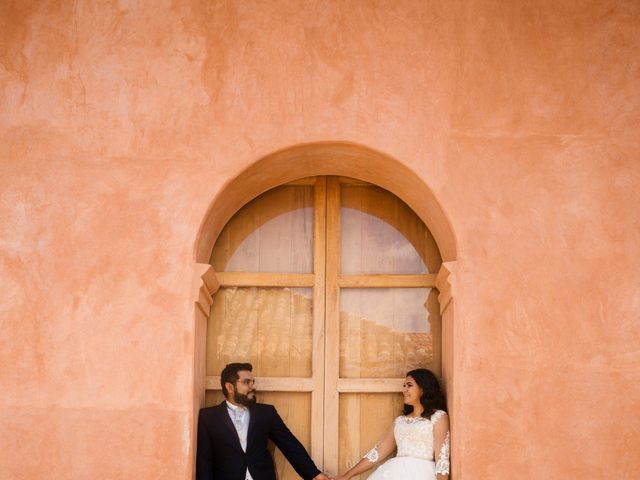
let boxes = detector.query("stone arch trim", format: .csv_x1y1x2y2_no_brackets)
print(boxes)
194,141,457,264
435,261,457,314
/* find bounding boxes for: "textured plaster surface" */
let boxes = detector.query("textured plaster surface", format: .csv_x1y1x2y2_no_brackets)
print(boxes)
1,1,639,478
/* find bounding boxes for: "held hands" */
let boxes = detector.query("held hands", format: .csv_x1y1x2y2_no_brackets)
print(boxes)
313,473,348,480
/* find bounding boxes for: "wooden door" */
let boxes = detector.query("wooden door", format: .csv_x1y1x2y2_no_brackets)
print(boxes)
205,176,441,478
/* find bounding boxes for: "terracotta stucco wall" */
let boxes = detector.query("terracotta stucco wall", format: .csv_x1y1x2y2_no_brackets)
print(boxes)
1,1,639,478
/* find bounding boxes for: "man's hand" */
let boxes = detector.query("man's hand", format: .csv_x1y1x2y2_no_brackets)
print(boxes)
312,473,331,480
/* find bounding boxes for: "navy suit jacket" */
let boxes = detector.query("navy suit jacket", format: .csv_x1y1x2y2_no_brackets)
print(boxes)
196,401,321,480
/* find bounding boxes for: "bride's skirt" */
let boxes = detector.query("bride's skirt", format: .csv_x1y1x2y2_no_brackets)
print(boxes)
368,456,436,480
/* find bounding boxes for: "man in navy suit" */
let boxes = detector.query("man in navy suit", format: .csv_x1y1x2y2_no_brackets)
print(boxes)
196,362,330,480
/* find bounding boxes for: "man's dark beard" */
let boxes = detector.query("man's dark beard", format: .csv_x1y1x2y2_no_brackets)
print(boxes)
233,389,257,407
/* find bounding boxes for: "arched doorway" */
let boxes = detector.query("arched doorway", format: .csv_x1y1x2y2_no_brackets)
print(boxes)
192,143,458,478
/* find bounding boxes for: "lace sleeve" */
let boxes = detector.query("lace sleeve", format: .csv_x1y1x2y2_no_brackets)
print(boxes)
363,444,380,463
434,430,450,475
431,410,446,425
431,410,449,475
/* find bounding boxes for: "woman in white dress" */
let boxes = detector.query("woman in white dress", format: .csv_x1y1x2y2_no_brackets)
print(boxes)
334,368,450,480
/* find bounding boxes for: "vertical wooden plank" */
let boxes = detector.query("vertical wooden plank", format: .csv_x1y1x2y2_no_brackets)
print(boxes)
364,185,394,274
295,186,315,273
338,186,362,380
258,287,289,377
258,187,292,272
339,303,362,378
324,177,341,474
339,184,363,275
290,288,314,377
257,187,283,272
311,177,326,466
358,393,403,479
338,393,360,475
262,392,311,480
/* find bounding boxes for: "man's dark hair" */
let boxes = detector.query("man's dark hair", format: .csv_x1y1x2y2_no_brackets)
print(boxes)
220,362,253,397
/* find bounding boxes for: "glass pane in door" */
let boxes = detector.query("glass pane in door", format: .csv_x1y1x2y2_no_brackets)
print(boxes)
340,288,441,378
340,185,441,274
211,185,314,273
207,287,313,377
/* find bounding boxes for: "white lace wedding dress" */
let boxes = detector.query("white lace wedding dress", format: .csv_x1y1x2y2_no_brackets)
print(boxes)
365,410,450,479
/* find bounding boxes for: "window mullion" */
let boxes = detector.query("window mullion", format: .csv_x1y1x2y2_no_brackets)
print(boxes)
323,177,341,473
310,177,327,464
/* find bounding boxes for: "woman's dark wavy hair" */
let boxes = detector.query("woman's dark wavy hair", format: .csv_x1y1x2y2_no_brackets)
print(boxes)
402,368,447,419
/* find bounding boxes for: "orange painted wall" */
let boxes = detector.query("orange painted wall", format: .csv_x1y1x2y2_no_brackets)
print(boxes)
1,1,639,478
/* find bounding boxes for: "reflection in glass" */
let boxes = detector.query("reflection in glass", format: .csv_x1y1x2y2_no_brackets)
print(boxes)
340,288,441,378
211,185,314,273
340,185,441,274
207,287,313,377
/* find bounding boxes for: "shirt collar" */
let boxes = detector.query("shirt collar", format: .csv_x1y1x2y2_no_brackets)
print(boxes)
226,400,247,412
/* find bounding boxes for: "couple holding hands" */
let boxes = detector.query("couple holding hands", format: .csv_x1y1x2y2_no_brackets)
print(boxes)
196,363,450,480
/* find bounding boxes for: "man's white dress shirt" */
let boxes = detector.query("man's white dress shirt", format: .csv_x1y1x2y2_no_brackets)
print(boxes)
226,401,253,480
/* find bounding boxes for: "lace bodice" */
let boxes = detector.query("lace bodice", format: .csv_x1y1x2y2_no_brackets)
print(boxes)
364,410,450,475
394,411,445,460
